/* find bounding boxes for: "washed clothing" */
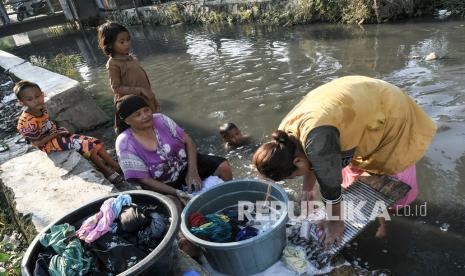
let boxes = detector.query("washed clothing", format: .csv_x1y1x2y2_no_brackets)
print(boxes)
111,194,133,218
118,205,150,233
33,248,55,276
138,212,167,242
279,76,436,202
86,233,147,275
76,198,116,243
39,223,92,276
17,109,101,158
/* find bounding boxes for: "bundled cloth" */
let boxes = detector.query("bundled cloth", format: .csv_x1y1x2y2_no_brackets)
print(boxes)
86,233,147,274
189,176,224,195
189,212,261,243
76,194,132,243
137,212,167,246
281,245,309,274
190,214,232,243
39,223,92,276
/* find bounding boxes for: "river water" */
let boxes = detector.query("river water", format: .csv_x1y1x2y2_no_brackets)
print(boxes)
5,19,465,275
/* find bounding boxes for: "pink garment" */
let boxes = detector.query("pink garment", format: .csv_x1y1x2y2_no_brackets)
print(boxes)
341,165,418,211
76,198,116,243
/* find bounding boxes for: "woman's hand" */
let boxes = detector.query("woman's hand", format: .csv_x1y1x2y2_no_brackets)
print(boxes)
176,189,193,205
185,170,202,192
300,189,316,202
316,220,345,249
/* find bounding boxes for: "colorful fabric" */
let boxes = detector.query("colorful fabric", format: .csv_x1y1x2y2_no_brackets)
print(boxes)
17,109,101,157
190,175,224,195
17,109,57,141
86,233,147,274
118,205,150,233
112,194,133,217
116,113,187,183
188,212,208,228
279,76,437,175
341,164,418,210
235,226,259,241
39,223,92,276
190,214,232,243
138,212,167,242
76,198,116,243
111,194,133,233
51,134,102,158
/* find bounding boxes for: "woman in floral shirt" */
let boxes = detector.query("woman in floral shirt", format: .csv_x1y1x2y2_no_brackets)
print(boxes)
115,95,233,210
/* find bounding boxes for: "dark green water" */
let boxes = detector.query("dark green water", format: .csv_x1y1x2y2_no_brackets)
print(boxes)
6,19,465,275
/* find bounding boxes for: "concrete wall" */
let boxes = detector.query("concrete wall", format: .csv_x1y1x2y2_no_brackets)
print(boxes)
0,150,115,241
0,50,110,133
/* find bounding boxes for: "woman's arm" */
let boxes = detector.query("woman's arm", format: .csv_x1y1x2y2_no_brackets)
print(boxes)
305,126,344,206
184,133,202,191
138,178,193,204
301,170,317,201
303,170,316,191
184,133,198,173
305,126,345,247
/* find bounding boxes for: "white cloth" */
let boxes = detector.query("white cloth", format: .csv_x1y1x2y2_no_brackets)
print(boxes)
190,176,224,195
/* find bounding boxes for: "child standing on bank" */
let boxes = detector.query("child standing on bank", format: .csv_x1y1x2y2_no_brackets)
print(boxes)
97,21,160,131
15,80,124,184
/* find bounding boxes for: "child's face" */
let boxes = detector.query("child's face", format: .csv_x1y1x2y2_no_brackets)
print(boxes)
113,31,131,56
19,87,45,111
224,127,244,146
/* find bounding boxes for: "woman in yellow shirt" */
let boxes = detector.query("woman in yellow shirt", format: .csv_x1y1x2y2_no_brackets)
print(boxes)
253,76,436,247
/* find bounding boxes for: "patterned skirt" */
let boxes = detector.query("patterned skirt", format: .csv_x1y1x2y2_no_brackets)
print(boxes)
42,134,102,159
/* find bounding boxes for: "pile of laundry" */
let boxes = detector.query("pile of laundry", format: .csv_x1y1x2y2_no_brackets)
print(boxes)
187,206,276,243
34,194,169,276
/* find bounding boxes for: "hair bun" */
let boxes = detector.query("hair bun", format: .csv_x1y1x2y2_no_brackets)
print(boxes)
271,130,288,144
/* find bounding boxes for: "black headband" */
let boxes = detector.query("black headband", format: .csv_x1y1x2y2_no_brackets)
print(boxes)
116,95,149,121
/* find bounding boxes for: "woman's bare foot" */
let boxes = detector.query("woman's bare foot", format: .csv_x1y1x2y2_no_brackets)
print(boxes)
179,236,201,259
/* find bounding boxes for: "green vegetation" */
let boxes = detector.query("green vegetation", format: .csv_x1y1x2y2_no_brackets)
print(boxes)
106,0,465,28
443,0,465,16
29,53,82,80
0,184,24,276
0,240,22,276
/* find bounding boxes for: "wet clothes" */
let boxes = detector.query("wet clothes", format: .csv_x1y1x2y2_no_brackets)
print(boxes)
118,205,150,233
86,233,147,275
34,199,168,276
38,223,92,276
33,248,55,276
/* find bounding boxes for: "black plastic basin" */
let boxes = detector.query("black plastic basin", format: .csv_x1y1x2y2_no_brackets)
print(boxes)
21,190,179,276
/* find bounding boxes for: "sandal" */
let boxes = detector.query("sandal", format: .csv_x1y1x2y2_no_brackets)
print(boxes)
15,137,27,144
0,141,9,153
107,172,125,184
